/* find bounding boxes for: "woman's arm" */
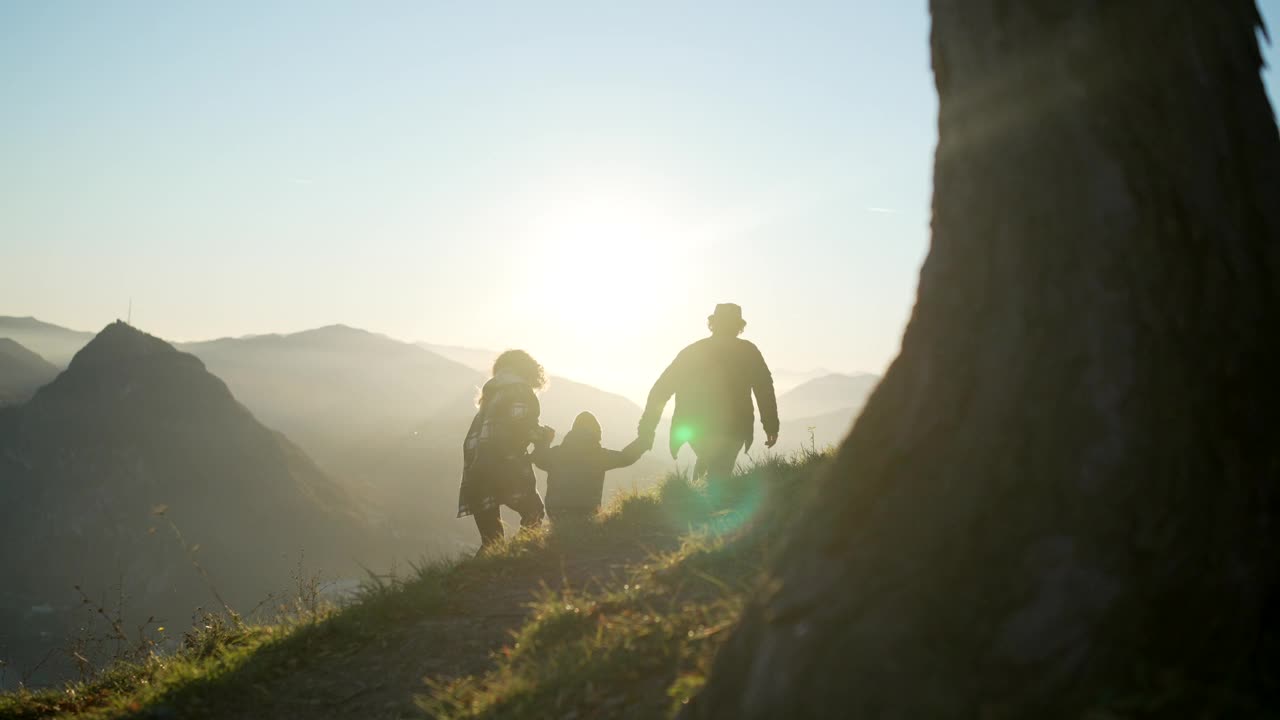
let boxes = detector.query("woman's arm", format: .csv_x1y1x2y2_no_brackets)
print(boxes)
532,443,557,472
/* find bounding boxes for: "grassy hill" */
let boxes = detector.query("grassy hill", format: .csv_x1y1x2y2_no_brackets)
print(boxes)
0,449,830,719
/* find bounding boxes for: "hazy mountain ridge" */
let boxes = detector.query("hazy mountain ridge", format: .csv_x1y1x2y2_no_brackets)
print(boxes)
0,316,95,368
415,342,499,373
179,325,481,466
176,326,666,549
771,366,843,394
776,372,879,421
0,322,377,687
1,320,666,540
0,318,874,691
0,338,59,406
0,317,873,558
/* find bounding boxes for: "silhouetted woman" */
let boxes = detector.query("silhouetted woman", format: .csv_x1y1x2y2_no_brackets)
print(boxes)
457,349,553,548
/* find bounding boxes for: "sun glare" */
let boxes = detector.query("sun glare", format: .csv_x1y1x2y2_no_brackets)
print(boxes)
526,189,696,323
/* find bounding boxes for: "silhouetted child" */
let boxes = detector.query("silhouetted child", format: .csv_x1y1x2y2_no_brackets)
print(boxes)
533,411,646,523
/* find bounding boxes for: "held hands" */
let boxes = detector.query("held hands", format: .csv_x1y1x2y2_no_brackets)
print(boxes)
765,432,778,449
637,427,657,451
621,435,649,460
537,425,556,449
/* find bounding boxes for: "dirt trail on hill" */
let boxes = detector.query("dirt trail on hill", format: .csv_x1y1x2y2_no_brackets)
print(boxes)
220,528,679,720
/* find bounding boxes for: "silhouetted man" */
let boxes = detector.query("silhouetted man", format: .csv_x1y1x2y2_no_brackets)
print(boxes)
638,303,779,482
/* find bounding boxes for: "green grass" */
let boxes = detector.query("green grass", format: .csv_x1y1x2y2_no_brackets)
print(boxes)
419,451,828,719
419,534,750,719
0,448,832,719
0,555,458,719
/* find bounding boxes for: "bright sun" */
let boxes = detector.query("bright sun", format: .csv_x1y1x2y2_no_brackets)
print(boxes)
507,182,723,400
526,189,696,323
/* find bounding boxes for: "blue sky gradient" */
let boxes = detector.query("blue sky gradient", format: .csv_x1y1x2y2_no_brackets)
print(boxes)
3,2,1278,400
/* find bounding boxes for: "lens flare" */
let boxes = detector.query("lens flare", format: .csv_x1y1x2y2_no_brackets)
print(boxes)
673,424,697,445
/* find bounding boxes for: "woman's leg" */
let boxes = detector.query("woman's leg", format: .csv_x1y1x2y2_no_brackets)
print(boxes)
510,491,546,531
473,507,504,548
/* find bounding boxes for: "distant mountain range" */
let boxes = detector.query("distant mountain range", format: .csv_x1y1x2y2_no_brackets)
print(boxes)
0,316,94,368
0,318,671,550
0,322,376,686
771,366,847,394
777,372,879,420
772,372,880,451
0,338,59,406
416,342,498,373
0,318,878,546
180,326,670,552
180,326,481,472
0,321,673,684
0,316,877,685
0,315,878,461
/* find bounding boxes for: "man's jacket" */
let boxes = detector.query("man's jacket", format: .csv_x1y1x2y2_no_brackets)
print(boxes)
638,335,779,457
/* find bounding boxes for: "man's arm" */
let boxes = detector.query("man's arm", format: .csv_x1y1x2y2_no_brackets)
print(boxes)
751,344,780,448
637,353,683,447
602,436,648,471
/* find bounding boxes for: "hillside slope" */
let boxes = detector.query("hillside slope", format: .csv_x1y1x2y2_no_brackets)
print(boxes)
0,452,827,719
0,338,59,405
0,317,95,368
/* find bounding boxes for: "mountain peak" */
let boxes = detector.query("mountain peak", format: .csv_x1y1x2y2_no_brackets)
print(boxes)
296,324,383,342
68,321,178,370
311,323,361,334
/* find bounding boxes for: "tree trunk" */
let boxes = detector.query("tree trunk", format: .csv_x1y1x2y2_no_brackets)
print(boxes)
684,2,1280,717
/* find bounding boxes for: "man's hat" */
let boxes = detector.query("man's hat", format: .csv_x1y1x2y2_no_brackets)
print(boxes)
708,303,744,325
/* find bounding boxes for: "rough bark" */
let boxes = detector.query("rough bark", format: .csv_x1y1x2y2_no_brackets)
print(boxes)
684,2,1280,717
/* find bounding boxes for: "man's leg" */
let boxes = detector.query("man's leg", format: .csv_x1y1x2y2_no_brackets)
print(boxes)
693,436,745,506
694,436,742,483
692,453,710,481
705,442,742,483
473,507,504,548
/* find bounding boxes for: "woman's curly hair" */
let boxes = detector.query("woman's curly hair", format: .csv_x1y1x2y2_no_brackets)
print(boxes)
492,349,547,390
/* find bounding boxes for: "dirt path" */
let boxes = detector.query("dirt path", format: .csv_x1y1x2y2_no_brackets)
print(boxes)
212,528,680,720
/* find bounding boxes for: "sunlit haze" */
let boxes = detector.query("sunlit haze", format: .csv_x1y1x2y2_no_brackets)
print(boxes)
4,2,1279,401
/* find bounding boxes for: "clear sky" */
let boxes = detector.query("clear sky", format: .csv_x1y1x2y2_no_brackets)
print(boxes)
3,2,1279,401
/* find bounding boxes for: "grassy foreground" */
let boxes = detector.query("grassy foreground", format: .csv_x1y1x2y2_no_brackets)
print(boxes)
0,449,830,719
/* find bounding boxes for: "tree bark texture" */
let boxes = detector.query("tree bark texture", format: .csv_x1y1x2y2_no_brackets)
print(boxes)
684,2,1280,717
